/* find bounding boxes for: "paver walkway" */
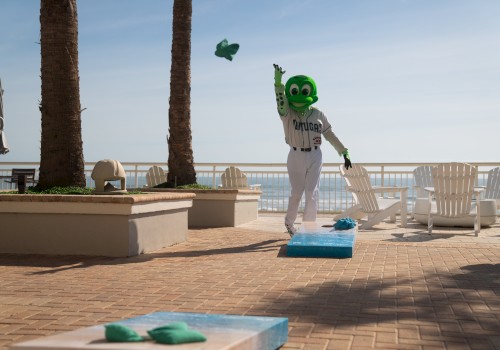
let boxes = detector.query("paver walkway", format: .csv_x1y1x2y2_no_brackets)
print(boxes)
1,214,499,350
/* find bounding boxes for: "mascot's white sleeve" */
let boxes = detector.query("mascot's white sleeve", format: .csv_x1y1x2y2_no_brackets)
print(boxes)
323,128,347,156
275,84,288,116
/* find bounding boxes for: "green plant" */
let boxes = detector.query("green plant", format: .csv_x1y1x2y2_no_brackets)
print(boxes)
0,186,144,195
29,186,95,195
176,183,212,190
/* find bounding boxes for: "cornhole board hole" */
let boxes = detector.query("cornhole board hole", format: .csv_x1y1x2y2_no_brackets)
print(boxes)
287,221,356,258
9,312,288,350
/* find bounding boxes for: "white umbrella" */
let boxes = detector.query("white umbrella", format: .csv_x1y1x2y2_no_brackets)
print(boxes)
0,78,10,155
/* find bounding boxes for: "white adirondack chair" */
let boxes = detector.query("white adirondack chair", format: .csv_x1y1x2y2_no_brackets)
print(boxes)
484,167,500,210
220,166,260,190
413,165,434,199
146,165,168,187
425,162,482,236
337,164,408,229
412,165,434,218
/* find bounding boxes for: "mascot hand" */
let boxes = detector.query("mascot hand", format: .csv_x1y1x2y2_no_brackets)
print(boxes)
343,151,352,170
273,64,285,86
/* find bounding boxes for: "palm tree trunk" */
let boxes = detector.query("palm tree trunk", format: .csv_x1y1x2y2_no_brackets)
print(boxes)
167,0,196,187
39,0,85,188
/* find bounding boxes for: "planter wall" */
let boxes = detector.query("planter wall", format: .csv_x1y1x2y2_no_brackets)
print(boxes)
146,189,262,227
0,193,194,257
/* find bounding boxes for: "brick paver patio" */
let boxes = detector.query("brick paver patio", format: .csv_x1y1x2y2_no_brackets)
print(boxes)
1,214,499,349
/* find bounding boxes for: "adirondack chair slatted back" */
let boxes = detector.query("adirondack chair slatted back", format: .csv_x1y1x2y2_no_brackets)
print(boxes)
432,162,476,218
221,166,248,189
340,164,380,213
413,165,433,198
146,166,168,187
484,167,500,200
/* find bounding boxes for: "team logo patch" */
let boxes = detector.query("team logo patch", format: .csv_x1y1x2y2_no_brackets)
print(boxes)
313,136,322,145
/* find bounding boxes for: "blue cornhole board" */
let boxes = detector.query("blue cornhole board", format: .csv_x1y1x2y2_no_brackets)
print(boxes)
9,312,288,350
287,221,356,258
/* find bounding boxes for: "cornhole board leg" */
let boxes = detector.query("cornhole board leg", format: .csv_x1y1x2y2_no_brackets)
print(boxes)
287,221,356,258
9,312,288,350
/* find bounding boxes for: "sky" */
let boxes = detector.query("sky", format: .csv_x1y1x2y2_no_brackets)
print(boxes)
0,0,499,165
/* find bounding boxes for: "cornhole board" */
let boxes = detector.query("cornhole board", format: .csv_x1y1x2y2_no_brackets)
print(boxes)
9,312,288,350
287,221,356,258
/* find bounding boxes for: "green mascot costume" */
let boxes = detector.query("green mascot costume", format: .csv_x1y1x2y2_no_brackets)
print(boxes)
273,64,352,236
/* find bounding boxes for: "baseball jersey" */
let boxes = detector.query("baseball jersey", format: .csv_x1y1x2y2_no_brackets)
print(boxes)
280,107,346,155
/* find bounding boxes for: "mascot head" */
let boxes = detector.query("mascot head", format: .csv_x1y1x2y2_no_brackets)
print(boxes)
285,75,318,112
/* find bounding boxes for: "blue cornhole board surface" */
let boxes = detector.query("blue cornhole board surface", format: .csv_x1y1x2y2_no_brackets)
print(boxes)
287,221,356,258
9,312,288,350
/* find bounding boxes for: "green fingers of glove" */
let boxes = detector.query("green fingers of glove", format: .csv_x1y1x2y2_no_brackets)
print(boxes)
343,150,352,169
344,155,352,169
273,63,285,87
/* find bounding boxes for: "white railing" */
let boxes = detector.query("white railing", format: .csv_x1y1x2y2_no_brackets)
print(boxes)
1,161,499,214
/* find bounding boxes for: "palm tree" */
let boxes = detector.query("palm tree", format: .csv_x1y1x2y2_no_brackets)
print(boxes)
166,0,196,187
38,0,85,189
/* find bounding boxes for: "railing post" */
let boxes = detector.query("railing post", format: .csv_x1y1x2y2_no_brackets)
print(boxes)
134,165,139,188
381,165,385,187
212,165,217,189
474,165,479,187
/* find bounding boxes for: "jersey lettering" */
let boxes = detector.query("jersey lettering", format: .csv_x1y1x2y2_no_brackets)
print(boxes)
292,120,322,133
280,108,333,149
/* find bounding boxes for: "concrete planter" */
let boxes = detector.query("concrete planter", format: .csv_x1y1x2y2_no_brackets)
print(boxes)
0,192,194,257
146,188,262,227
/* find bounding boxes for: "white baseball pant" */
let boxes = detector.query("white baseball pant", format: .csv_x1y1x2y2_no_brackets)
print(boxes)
285,147,322,228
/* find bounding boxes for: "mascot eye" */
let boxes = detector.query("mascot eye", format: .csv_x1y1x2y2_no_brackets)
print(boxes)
289,84,299,95
301,84,312,96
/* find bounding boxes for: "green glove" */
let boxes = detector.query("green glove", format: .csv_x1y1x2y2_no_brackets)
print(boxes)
273,64,285,86
215,39,239,61
343,150,352,169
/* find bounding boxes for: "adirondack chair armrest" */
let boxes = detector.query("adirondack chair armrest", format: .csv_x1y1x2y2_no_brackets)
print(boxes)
424,187,485,195
424,187,434,193
474,187,485,199
372,186,407,194
473,187,485,198
345,186,407,198
423,186,437,203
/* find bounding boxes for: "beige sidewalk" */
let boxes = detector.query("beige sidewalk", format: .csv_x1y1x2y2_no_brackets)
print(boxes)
1,214,499,349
